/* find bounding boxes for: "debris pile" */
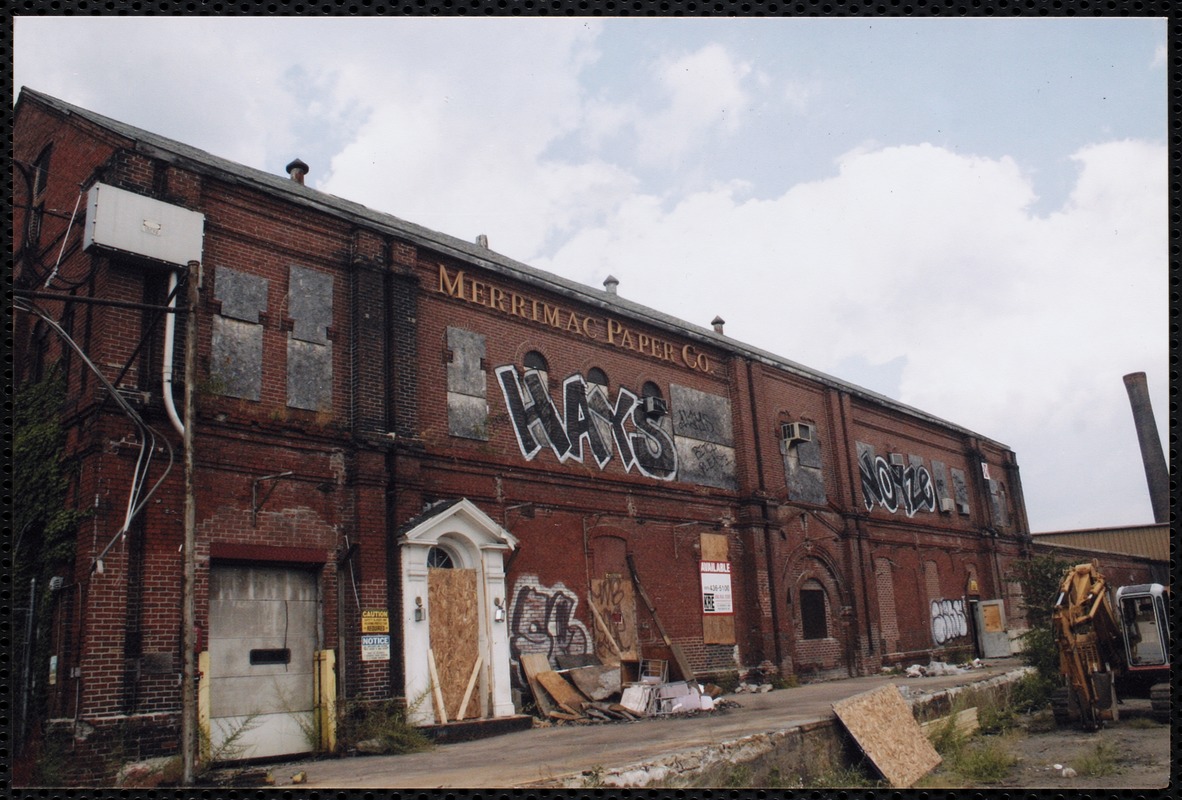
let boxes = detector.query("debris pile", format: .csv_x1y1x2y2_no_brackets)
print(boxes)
520,654,736,724
904,659,987,678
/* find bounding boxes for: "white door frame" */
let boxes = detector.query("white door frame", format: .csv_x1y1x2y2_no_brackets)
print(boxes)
398,498,518,725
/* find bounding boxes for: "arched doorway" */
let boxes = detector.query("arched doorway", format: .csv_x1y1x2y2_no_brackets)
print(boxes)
398,499,518,726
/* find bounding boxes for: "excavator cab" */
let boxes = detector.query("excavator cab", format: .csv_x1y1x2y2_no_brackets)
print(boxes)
1116,585,1169,668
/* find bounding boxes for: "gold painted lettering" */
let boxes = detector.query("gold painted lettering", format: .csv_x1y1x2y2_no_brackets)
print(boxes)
565,312,582,334
619,328,635,350
469,280,487,305
607,319,623,344
512,293,527,318
637,333,651,353
583,316,598,339
490,286,507,312
543,304,561,328
439,265,465,298
663,342,676,362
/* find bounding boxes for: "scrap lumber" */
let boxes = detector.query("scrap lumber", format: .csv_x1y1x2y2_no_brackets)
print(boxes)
920,707,979,738
519,653,558,716
832,685,942,788
587,598,625,661
535,670,589,716
426,649,448,724
455,654,483,721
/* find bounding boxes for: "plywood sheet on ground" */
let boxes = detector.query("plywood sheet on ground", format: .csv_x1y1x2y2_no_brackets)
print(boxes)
590,575,639,661
565,664,622,701
536,670,588,714
519,652,557,715
428,568,479,718
832,684,942,788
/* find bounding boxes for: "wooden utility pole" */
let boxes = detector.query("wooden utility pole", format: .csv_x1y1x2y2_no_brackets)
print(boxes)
181,261,201,784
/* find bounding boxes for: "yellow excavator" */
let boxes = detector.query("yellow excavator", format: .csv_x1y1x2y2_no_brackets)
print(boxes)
1050,561,1170,729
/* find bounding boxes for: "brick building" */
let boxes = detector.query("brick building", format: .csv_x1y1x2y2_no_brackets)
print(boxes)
14,88,1061,771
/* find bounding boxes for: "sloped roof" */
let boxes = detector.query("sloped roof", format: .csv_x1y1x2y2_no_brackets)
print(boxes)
17,87,1010,450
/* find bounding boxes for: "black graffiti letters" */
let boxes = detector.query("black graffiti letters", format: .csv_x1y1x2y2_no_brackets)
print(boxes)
859,451,937,517
496,365,677,481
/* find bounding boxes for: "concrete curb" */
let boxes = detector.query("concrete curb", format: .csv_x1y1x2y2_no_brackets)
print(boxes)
530,667,1036,788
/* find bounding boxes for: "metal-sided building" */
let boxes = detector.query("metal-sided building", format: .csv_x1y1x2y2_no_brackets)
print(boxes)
14,88,1045,774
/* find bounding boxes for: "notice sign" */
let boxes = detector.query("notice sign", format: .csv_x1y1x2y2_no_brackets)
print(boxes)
700,561,733,615
361,634,390,662
361,610,389,633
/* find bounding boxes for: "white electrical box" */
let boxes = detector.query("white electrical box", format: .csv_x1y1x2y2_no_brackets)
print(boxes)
84,182,204,267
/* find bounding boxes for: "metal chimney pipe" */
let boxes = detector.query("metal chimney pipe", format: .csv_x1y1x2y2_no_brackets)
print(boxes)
1122,372,1170,523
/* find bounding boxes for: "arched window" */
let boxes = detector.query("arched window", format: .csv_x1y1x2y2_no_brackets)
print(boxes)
798,580,829,640
641,381,662,399
523,350,549,373
587,367,608,388
427,546,455,569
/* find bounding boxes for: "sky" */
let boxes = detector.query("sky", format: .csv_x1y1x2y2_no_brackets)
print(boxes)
13,17,1169,533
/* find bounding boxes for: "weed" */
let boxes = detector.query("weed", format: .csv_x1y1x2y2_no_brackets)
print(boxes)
719,764,753,787
948,736,1018,785
337,697,433,755
581,764,606,788
1072,739,1121,777
928,712,969,759
1125,717,1159,729
1024,709,1058,733
802,764,882,788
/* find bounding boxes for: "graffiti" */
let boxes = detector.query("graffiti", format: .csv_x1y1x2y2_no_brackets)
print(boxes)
589,573,638,658
496,365,677,481
508,576,591,689
930,599,969,645
858,451,937,517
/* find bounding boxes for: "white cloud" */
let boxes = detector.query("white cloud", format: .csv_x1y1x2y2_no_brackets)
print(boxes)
537,139,1166,530
634,44,754,166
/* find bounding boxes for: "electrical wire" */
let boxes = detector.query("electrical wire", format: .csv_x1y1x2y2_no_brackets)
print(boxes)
44,189,84,290
15,299,175,570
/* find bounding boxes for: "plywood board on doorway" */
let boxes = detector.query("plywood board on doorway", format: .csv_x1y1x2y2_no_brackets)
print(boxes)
590,574,639,661
428,568,479,719
832,684,942,788
700,532,735,645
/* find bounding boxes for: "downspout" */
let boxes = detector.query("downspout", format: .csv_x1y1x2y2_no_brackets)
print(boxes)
162,270,184,436
744,359,784,671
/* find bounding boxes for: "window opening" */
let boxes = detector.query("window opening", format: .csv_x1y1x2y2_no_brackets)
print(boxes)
249,648,292,666
800,587,828,640
587,367,608,387
641,381,663,399
523,350,549,372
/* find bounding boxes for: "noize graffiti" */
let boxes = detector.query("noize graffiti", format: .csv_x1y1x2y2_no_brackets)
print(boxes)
858,449,937,517
508,576,592,688
930,598,969,645
496,366,677,480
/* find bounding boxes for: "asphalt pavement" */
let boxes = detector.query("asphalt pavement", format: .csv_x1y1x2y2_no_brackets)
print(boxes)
267,657,1030,788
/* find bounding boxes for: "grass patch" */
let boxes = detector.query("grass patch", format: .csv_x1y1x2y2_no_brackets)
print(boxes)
337,699,433,756
801,764,883,788
948,736,1019,785
1072,739,1121,777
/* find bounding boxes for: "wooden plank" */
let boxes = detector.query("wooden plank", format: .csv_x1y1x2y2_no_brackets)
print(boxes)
832,685,941,788
590,575,639,662
920,707,979,738
455,655,483,721
587,597,624,662
535,670,588,715
426,649,448,724
519,652,557,716
700,532,736,645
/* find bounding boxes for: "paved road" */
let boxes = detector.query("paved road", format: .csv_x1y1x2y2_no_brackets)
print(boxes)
269,658,1029,788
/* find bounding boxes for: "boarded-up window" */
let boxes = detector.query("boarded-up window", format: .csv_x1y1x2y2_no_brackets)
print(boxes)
800,587,828,640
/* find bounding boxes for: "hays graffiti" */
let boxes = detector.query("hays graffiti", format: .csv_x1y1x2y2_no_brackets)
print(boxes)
508,576,592,688
858,450,937,517
496,366,677,481
931,599,969,645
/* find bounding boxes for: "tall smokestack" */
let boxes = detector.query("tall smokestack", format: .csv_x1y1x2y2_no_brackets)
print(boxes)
1122,372,1170,523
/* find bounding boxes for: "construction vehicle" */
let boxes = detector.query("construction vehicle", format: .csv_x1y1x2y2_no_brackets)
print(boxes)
1050,561,1170,729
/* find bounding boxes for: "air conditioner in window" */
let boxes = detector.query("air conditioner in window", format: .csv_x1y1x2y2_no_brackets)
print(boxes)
781,422,812,445
940,497,956,514
642,396,667,418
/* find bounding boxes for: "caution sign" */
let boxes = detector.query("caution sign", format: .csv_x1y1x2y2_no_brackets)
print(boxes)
700,561,733,615
361,610,389,633
361,634,390,662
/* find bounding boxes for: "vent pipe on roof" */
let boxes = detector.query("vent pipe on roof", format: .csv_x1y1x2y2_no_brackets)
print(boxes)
604,275,619,295
285,158,309,185
712,316,726,334
1122,372,1170,524
476,234,489,249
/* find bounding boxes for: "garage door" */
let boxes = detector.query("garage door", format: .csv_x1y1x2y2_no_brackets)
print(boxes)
208,565,319,760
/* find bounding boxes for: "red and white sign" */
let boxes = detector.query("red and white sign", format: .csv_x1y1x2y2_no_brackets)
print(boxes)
700,561,733,615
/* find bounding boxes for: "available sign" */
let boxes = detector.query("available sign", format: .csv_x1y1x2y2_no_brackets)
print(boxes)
700,560,733,615
361,634,390,662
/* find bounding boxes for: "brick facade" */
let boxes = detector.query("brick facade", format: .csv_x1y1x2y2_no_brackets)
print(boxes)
16,89,1153,777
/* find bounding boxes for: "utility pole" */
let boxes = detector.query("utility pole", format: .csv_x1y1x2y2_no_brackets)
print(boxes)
181,261,201,784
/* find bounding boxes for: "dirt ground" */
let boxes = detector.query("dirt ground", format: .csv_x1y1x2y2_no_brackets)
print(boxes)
924,699,1172,790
